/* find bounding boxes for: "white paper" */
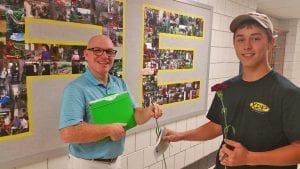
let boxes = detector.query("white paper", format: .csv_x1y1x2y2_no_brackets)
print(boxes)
153,127,169,158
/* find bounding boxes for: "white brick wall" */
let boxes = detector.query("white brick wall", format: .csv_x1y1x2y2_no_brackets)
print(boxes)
279,19,300,86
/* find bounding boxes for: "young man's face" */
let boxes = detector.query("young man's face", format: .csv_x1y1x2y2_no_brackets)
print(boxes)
233,25,274,70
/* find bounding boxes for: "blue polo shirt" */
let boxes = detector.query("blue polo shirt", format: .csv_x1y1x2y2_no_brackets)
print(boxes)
59,70,137,159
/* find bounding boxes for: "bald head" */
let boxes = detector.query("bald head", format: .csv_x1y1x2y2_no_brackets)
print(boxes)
87,35,114,49
84,34,116,82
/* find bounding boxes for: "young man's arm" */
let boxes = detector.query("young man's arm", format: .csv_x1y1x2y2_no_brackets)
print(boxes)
220,139,300,166
163,121,222,142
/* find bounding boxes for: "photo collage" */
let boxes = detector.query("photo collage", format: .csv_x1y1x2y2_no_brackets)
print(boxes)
0,0,123,139
142,6,202,107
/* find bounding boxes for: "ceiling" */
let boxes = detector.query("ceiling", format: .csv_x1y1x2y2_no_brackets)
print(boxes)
256,0,300,19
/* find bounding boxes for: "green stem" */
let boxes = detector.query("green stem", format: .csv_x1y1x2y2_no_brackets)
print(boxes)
217,91,232,169
217,91,228,139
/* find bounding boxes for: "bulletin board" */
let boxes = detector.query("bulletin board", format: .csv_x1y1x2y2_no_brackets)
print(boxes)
125,0,213,132
0,76,77,168
0,0,212,168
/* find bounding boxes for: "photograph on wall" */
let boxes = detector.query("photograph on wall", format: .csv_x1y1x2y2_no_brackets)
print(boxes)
144,48,194,70
24,0,49,19
24,44,87,75
143,81,200,106
69,0,124,47
145,6,204,38
23,43,121,77
142,5,201,107
24,0,123,47
142,72,200,107
0,0,29,140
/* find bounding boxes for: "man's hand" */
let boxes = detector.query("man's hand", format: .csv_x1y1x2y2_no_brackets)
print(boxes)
162,128,183,142
219,139,249,166
108,123,126,141
147,103,163,119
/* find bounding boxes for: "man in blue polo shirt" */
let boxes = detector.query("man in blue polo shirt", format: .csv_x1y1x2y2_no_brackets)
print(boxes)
59,35,162,169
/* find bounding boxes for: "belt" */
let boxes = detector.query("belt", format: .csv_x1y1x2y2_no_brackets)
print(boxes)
90,157,118,163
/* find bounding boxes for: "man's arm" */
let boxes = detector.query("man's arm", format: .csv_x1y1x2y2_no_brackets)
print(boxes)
247,140,300,166
134,104,162,125
220,139,300,166
163,121,222,142
59,122,126,143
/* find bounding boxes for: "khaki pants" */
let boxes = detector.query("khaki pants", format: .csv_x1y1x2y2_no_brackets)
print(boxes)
68,154,121,169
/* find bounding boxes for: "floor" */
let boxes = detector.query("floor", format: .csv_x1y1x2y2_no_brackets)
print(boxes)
183,151,217,169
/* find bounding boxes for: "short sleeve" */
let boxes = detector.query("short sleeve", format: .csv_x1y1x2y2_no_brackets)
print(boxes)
59,84,86,129
207,94,222,125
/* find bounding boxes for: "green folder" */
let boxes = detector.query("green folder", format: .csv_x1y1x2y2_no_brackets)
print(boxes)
89,91,137,130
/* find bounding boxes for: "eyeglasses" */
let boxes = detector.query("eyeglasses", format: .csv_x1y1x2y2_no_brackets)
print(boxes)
86,47,117,57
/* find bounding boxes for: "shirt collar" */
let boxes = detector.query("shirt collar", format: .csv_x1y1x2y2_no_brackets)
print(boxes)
83,69,110,86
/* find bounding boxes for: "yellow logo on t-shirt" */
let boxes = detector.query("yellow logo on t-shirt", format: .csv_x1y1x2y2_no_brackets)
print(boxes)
249,101,270,113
